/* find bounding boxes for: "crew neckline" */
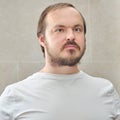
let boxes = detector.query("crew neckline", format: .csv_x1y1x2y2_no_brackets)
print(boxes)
34,71,84,81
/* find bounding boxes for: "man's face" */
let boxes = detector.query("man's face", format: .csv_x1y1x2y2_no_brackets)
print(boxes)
42,7,86,66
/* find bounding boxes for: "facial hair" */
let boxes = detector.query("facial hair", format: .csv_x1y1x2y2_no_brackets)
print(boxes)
45,40,86,67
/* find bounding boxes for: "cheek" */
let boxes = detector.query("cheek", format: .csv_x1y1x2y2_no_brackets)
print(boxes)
47,37,64,49
77,37,86,49
45,31,66,50
45,39,59,52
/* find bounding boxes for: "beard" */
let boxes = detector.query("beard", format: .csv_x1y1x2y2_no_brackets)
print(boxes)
45,40,86,67
50,53,84,66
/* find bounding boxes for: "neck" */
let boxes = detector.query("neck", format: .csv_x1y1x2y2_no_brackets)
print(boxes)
40,63,79,74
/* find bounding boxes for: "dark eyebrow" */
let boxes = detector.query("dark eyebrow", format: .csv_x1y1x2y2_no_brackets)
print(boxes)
53,24,84,29
54,25,65,28
74,24,84,28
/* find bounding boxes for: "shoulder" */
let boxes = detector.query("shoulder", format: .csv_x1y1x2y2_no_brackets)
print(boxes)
81,71,116,94
81,71,112,86
0,72,41,98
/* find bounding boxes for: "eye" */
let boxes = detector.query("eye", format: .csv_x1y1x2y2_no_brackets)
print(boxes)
56,28,64,32
74,27,82,32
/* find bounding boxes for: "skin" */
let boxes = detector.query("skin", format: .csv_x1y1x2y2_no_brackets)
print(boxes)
39,7,86,74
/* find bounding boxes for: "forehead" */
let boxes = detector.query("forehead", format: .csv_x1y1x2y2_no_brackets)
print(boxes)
45,7,84,27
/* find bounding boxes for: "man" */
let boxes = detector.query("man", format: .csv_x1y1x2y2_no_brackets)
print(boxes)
0,2,120,120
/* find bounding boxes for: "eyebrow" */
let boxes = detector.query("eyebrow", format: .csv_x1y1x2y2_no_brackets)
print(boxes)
74,24,84,28
53,25,65,28
54,24,84,28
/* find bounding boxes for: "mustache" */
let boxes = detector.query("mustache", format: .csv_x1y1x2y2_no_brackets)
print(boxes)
62,41,80,50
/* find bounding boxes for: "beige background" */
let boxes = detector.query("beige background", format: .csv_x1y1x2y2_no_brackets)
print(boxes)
0,0,120,94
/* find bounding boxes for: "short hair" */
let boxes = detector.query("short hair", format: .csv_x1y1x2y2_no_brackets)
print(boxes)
37,2,86,55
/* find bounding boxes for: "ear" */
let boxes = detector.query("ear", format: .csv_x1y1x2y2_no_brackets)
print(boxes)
38,34,45,47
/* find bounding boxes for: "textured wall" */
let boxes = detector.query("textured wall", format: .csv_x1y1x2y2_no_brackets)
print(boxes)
0,0,120,94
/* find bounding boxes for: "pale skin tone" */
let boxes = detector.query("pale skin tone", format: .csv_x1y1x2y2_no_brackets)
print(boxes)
39,7,86,74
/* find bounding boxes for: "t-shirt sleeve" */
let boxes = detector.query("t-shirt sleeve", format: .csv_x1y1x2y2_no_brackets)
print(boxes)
0,86,15,120
112,87,120,120
99,80,120,120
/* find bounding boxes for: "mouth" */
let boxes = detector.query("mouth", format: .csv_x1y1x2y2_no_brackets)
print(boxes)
61,41,80,51
63,43,80,51
65,45,78,49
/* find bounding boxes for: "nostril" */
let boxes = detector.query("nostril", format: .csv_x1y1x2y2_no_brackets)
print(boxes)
67,38,75,41
66,33,75,41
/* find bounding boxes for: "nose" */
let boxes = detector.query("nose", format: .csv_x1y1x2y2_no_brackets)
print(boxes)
66,29,75,41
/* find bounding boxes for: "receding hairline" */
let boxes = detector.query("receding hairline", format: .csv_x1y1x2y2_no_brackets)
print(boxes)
44,3,75,11
45,4,83,20
46,6,85,32
45,7,85,28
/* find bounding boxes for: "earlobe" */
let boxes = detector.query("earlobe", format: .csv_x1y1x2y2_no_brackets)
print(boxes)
38,35,45,47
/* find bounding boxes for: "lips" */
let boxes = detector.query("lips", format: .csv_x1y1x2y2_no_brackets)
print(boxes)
65,44,78,49
61,41,80,51
63,43,80,50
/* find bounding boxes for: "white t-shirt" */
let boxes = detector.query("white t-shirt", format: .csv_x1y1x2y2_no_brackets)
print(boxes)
0,71,120,120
